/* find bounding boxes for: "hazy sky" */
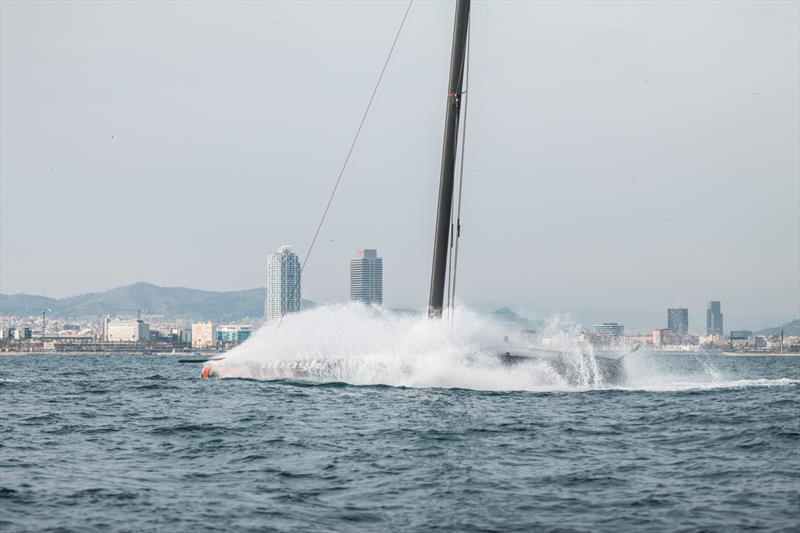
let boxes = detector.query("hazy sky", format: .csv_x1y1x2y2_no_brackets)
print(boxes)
1,0,798,331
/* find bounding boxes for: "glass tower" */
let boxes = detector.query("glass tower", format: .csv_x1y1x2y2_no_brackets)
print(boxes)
667,308,689,334
265,245,301,320
350,249,383,305
706,301,723,335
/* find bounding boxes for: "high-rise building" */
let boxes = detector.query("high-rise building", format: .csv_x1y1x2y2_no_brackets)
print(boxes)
191,321,216,349
350,249,383,305
594,322,624,336
667,308,689,334
706,301,723,335
265,245,302,320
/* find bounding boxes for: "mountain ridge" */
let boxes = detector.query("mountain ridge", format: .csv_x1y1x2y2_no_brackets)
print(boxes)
0,282,314,322
757,319,800,337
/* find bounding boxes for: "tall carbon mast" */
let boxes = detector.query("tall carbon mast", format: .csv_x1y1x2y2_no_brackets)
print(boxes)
428,0,470,318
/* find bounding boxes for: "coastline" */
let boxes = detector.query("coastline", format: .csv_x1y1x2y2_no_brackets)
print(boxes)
0,351,221,357
721,351,800,357
2,350,798,358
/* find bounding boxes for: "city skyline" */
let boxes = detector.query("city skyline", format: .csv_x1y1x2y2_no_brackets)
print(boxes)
1,276,790,335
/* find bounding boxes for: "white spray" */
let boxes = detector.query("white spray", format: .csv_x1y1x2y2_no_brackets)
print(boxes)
207,304,795,392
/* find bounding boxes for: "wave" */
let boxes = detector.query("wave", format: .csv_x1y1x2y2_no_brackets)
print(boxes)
614,377,800,392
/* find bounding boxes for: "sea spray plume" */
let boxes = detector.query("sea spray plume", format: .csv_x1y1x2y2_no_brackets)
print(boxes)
210,304,494,387
205,304,795,391
207,304,626,390
535,314,604,386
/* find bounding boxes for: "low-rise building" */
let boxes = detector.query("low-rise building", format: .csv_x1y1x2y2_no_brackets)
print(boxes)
150,327,190,344
217,324,252,346
752,336,768,349
785,336,800,353
729,330,752,341
9,327,32,341
594,322,624,336
192,322,216,349
699,334,727,349
104,318,150,343
652,328,698,349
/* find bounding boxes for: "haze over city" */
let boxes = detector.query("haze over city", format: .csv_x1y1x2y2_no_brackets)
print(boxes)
2,1,798,332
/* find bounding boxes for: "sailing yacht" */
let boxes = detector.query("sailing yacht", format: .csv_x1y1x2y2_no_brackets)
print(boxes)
203,0,625,385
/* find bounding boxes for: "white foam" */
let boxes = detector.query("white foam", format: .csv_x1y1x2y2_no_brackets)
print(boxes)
207,304,797,392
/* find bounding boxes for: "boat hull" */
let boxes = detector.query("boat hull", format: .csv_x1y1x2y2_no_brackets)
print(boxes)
499,351,626,386
203,350,626,386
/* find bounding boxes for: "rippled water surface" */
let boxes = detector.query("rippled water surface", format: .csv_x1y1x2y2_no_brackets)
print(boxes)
2,354,798,531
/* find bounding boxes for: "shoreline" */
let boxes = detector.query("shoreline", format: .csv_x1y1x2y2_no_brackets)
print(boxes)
1,350,798,358
720,351,800,357
0,351,222,357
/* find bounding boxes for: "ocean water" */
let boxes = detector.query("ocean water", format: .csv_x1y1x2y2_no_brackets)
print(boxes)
2,311,799,531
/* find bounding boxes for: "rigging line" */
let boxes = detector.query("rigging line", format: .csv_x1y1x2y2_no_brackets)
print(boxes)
277,0,413,329
448,16,471,322
445,14,470,325
445,209,454,313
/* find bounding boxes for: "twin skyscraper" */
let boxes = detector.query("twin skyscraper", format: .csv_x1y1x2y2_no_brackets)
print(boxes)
349,249,383,306
264,246,383,320
666,301,724,335
264,245,302,321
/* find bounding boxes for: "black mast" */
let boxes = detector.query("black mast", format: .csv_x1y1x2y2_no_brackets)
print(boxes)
429,0,470,318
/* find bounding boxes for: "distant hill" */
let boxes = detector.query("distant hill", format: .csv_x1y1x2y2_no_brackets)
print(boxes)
758,319,800,337
0,293,59,315
0,282,315,322
490,307,544,330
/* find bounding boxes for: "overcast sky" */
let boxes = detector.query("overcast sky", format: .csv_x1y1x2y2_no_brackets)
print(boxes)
1,0,798,331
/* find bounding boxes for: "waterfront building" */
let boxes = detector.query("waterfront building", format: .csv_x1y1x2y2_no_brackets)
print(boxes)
104,318,150,343
192,321,216,349
9,327,32,341
217,325,252,345
729,330,752,341
150,327,189,344
699,334,727,349
729,331,756,350
706,301,723,335
652,328,666,348
350,249,383,305
653,327,698,349
265,245,302,320
593,322,624,336
667,308,689,334
752,336,767,349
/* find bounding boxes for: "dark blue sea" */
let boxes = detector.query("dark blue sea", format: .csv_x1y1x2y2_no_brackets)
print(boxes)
1,353,798,532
